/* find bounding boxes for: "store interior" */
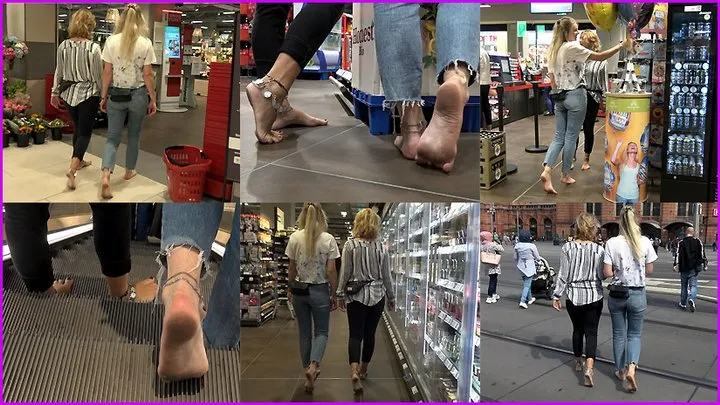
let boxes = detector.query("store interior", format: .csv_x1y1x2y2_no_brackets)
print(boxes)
2,203,238,401
239,202,480,402
238,4,481,202
3,3,238,202
479,3,716,203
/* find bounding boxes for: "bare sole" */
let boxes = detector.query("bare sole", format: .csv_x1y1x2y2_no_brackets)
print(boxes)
158,290,208,381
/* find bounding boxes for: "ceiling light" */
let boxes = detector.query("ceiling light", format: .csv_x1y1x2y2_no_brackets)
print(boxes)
200,26,208,29
221,19,234,23
480,4,491,7
182,13,186,16
341,211,347,217
223,11,235,14
191,20,203,24
59,13,67,17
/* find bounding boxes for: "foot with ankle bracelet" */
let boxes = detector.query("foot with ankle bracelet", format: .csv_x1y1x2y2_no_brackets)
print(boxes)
245,75,290,144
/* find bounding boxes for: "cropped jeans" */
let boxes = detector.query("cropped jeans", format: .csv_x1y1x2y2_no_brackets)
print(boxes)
543,87,587,174
103,86,149,173
608,288,647,371
374,4,480,110
160,202,241,349
293,283,332,367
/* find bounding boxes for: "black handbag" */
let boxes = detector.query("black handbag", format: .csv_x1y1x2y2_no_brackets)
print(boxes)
108,87,133,102
289,280,310,296
345,280,371,296
607,284,629,299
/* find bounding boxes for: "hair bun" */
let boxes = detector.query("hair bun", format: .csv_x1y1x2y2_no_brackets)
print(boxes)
126,4,138,11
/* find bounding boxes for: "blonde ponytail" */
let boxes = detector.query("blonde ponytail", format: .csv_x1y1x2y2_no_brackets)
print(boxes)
619,205,643,261
297,203,328,257
115,4,148,61
547,17,577,70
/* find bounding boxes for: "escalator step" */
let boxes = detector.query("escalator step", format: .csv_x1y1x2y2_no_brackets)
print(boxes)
3,331,242,402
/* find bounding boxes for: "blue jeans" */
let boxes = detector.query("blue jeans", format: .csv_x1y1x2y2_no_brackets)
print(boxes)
680,270,699,305
616,195,638,203
103,86,149,173
374,4,480,108
293,283,331,367
161,202,241,349
521,275,533,304
543,86,554,113
608,288,647,370
543,88,587,174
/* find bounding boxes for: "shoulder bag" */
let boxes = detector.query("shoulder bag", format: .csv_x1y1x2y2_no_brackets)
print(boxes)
480,245,502,265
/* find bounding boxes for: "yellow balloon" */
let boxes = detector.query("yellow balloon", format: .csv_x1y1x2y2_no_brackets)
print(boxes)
649,3,668,32
584,3,618,32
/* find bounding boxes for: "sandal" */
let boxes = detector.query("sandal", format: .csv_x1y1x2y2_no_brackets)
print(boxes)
248,75,291,144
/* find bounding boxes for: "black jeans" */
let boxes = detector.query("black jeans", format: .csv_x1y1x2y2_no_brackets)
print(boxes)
566,299,603,359
252,4,345,78
480,84,492,127
487,274,498,296
4,203,132,292
347,298,385,364
576,93,600,155
66,96,100,162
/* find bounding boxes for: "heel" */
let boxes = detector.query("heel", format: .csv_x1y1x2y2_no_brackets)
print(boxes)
66,169,77,190
584,367,594,387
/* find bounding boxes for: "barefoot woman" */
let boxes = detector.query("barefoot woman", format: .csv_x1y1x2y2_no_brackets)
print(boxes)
247,4,344,144
374,4,480,173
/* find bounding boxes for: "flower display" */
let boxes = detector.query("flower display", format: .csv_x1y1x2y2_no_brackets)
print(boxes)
3,36,29,61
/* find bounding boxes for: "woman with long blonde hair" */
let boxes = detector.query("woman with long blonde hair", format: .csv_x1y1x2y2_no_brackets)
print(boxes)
540,17,630,195
50,9,103,191
337,208,395,393
285,203,340,394
551,212,605,387
603,206,657,392
99,3,157,199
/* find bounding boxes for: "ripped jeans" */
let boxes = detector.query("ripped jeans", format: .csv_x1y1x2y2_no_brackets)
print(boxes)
160,202,241,349
374,4,481,110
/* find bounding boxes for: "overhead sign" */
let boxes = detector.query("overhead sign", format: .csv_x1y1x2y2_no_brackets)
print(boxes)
517,21,527,37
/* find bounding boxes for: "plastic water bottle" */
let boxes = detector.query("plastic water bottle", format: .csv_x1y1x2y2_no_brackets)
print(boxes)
667,157,675,175
696,158,704,177
668,134,677,154
695,135,704,156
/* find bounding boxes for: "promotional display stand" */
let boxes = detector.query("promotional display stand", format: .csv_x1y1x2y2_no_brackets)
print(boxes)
203,62,234,200
154,10,187,113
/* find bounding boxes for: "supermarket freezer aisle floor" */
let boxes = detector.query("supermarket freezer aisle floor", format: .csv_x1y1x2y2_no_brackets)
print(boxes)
240,79,480,202
240,306,413,402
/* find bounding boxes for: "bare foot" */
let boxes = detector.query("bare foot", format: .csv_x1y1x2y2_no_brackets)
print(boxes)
66,169,77,190
415,77,468,173
158,279,208,381
245,82,284,144
560,176,576,185
395,123,424,160
581,160,591,171
48,278,74,294
132,277,158,303
540,170,557,194
272,107,327,130
124,170,137,181
304,363,320,393
101,175,113,200
80,160,92,169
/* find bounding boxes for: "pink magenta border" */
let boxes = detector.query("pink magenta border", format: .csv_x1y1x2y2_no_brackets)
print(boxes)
0,1,718,403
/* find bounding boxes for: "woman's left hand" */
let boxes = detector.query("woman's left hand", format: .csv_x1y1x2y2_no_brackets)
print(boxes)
330,296,339,312
552,299,562,311
50,96,63,110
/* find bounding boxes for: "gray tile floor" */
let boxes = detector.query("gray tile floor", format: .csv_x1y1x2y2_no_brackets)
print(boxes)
482,114,661,203
240,306,412,402
240,79,480,202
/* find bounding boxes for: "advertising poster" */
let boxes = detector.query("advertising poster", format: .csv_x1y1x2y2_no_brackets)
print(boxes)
164,26,181,59
603,94,652,203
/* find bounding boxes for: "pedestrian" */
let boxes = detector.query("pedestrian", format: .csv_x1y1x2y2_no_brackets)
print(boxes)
551,212,605,387
575,30,608,172
285,203,340,394
673,226,707,312
514,230,540,309
337,208,395,394
712,240,716,252
480,231,504,303
603,206,657,393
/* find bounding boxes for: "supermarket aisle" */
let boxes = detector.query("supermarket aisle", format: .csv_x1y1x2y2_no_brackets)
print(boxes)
240,306,413,402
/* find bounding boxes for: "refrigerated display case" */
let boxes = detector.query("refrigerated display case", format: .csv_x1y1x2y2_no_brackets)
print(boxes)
382,203,481,402
662,3,716,202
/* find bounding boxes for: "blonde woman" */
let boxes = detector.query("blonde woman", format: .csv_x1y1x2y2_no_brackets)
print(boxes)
603,206,657,392
50,9,103,190
337,208,395,393
540,17,630,195
576,30,608,171
285,203,340,394
99,4,157,199
551,212,605,387
611,141,643,203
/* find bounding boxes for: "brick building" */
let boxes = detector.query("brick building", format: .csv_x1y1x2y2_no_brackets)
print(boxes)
480,202,717,244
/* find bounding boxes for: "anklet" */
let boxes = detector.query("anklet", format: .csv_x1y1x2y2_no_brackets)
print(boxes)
252,76,292,113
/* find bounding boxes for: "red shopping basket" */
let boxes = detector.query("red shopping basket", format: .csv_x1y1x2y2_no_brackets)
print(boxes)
163,145,212,202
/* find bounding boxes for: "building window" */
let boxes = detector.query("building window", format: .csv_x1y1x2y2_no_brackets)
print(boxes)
677,203,697,217
642,203,660,217
586,203,602,216
616,203,624,216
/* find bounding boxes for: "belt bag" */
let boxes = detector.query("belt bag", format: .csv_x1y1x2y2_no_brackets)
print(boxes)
607,284,629,299
108,87,133,102
480,251,501,265
549,89,568,102
345,280,371,296
289,280,310,296
56,80,78,95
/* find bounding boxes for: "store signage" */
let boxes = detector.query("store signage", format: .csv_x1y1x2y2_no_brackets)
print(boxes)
537,25,546,33
352,22,374,56
684,5,702,12
517,21,527,38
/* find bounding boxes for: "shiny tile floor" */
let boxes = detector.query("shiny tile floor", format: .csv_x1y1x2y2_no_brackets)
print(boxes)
240,79,480,202
482,114,661,203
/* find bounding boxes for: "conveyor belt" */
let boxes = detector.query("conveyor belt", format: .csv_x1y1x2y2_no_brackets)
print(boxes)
3,235,241,401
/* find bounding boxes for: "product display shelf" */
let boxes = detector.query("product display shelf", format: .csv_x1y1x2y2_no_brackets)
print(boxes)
273,231,291,301
239,3,255,74
240,213,277,326
384,203,481,403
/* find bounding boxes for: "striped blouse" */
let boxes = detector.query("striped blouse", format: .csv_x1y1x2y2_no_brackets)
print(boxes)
583,60,608,105
51,39,103,107
552,241,605,306
336,238,395,306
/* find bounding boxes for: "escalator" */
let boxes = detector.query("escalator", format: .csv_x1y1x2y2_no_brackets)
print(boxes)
2,233,241,402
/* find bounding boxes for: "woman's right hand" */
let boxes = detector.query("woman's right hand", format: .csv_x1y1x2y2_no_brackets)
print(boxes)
622,36,633,51
100,97,107,113
147,100,157,117
50,96,62,110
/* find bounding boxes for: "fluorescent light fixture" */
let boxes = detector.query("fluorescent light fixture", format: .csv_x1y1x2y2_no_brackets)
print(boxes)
221,19,234,23
182,13,186,16
341,211,347,217
480,4,491,7
59,13,67,17
200,26,208,29
223,11,235,14
191,20,203,24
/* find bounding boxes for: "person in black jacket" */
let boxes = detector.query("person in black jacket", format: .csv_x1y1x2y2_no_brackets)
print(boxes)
674,227,707,312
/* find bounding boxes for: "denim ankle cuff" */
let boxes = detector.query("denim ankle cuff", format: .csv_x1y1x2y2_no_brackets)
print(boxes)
437,59,478,87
